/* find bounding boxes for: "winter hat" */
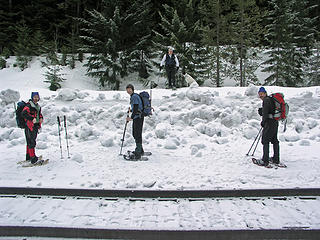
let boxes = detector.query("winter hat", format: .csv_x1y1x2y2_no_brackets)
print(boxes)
168,46,174,51
31,92,40,99
258,87,267,93
126,84,134,91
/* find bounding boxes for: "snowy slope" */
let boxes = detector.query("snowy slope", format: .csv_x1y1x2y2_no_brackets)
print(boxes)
0,58,320,191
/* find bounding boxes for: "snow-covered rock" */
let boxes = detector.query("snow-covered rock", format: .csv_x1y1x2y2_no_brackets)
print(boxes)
0,89,20,105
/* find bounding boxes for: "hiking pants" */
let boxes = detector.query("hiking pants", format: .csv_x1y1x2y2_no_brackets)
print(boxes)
133,117,144,145
261,120,279,163
25,124,39,158
166,66,176,87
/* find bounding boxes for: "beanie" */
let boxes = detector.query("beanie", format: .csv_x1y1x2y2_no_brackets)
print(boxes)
126,84,134,91
168,46,174,51
258,87,266,93
31,92,40,99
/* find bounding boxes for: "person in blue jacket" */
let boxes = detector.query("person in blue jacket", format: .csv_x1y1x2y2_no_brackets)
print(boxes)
126,84,144,159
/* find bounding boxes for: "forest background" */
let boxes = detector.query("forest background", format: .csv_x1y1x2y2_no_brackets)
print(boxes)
0,0,319,90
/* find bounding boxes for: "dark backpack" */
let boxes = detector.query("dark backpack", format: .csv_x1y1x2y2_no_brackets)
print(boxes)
271,93,289,121
139,91,152,116
15,101,27,128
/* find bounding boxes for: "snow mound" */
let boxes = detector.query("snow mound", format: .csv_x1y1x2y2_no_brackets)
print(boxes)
0,89,20,105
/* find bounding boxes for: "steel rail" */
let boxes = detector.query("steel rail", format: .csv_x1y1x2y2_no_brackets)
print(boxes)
0,226,319,240
0,187,320,199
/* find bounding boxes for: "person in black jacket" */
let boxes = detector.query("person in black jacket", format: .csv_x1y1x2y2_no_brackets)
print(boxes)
22,92,43,164
160,46,179,90
258,87,279,166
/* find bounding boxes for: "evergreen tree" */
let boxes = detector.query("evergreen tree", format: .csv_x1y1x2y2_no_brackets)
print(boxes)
13,21,33,70
200,0,231,87
80,5,123,89
262,0,317,86
227,0,264,86
305,42,320,86
155,0,204,86
44,65,66,91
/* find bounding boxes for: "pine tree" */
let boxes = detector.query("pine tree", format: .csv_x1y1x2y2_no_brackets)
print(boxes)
44,65,66,91
13,21,33,70
80,0,153,89
155,0,203,86
305,42,320,86
262,0,317,86
199,0,231,87
227,0,264,86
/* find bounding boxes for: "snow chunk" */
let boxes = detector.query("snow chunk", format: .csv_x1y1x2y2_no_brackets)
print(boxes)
0,89,20,105
243,127,259,139
75,123,99,141
71,153,83,163
216,137,229,144
284,134,300,142
37,141,48,149
186,86,201,101
9,129,23,140
244,85,258,96
100,136,114,147
56,88,77,101
97,93,105,100
307,119,318,129
299,140,311,146
164,139,177,149
155,123,168,139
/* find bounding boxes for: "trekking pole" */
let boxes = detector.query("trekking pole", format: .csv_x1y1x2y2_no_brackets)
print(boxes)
119,108,130,156
57,116,63,159
252,131,262,156
64,115,70,158
246,127,262,156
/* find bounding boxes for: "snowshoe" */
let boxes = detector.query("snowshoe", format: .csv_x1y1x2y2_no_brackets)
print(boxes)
252,158,272,168
123,151,148,161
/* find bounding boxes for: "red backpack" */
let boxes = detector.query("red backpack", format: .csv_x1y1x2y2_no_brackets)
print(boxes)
271,93,289,121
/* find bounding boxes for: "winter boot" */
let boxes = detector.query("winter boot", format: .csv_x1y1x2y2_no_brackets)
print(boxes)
30,156,38,164
134,143,143,160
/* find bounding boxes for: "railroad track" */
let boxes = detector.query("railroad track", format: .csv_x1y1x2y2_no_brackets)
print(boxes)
0,187,319,240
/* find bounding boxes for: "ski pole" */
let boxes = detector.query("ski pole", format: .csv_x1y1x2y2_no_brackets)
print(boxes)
246,127,262,156
252,131,262,156
57,116,63,159
119,108,130,156
64,115,70,158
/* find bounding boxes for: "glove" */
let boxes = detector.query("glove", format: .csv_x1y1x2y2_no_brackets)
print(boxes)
258,108,262,116
176,66,179,71
160,66,162,71
260,121,265,127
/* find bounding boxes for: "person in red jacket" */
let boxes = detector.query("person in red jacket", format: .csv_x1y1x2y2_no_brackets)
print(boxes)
22,92,43,163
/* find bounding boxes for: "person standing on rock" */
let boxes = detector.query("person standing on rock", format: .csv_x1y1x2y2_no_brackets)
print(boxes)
22,92,43,164
160,46,179,90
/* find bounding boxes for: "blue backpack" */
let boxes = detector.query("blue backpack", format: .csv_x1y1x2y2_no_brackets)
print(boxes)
139,91,152,116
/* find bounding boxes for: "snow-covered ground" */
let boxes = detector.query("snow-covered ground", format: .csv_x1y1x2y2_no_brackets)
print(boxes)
0,57,320,230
